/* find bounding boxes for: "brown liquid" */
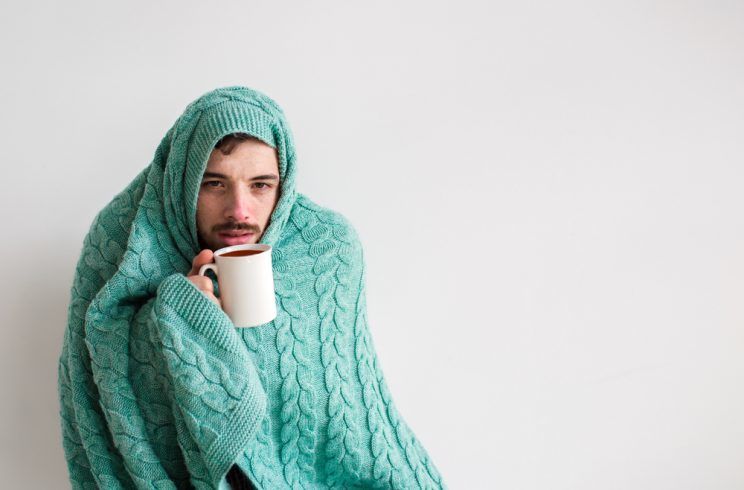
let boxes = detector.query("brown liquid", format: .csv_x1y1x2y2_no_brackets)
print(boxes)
221,249,264,257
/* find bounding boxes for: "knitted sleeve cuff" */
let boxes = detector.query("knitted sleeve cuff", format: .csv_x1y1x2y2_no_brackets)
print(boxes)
156,272,243,355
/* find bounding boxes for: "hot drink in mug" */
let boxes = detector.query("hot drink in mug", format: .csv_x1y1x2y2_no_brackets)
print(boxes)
198,244,277,327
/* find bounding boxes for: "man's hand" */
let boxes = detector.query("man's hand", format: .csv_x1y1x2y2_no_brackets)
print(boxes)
187,249,222,308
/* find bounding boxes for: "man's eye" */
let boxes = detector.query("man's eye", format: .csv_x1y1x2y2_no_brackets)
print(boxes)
254,183,271,190
203,181,223,188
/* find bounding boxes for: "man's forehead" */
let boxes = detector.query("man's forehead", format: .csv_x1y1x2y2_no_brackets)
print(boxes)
203,145,280,179
202,170,279,181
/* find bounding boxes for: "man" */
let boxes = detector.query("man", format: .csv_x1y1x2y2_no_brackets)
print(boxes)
58,86,445,489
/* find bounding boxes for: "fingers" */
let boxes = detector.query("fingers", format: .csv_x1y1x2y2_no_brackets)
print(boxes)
187,275,222,308
187,250,222,309
210,295,222,308
187,275,214,294
189,249,214,276
201,290,222,308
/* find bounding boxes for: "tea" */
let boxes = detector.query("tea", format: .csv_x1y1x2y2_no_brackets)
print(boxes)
221,249,264,257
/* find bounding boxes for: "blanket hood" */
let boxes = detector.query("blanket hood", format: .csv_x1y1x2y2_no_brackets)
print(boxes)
160,85,298,262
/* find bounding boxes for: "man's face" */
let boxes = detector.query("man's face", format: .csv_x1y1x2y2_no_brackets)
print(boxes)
196,138,280,251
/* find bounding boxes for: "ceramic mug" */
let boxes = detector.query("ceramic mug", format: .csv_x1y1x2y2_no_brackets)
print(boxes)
198,244,277,328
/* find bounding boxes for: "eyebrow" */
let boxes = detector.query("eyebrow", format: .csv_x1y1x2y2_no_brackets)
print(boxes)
202,172,279,182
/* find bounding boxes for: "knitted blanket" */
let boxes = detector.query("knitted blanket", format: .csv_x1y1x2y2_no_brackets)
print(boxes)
57,86,446,489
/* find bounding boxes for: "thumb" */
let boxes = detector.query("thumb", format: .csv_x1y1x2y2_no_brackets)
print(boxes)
189,249,215,276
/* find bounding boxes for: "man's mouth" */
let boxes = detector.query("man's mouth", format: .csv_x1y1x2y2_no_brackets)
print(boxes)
218,231,256,246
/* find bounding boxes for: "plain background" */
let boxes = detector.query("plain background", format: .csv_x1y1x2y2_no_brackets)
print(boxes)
1,1,743,488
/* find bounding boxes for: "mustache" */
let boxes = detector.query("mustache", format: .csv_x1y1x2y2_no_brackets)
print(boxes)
214,222,261,234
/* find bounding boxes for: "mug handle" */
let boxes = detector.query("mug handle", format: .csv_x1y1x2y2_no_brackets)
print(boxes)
198,263,218,277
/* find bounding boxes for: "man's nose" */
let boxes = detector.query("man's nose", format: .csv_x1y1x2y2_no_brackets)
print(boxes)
225,186,254,222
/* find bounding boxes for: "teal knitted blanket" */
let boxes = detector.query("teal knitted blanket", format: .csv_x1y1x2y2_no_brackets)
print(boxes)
57,86,446,489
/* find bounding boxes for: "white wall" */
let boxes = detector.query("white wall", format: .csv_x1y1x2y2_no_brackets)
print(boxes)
1,1,743,488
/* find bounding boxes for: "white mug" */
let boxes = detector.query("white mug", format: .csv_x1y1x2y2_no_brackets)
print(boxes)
198,244,277,328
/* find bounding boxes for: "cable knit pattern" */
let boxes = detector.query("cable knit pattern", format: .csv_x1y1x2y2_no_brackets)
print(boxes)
235,325,279,489
272,242,318,488
297,206,363,488
57,86,446,489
